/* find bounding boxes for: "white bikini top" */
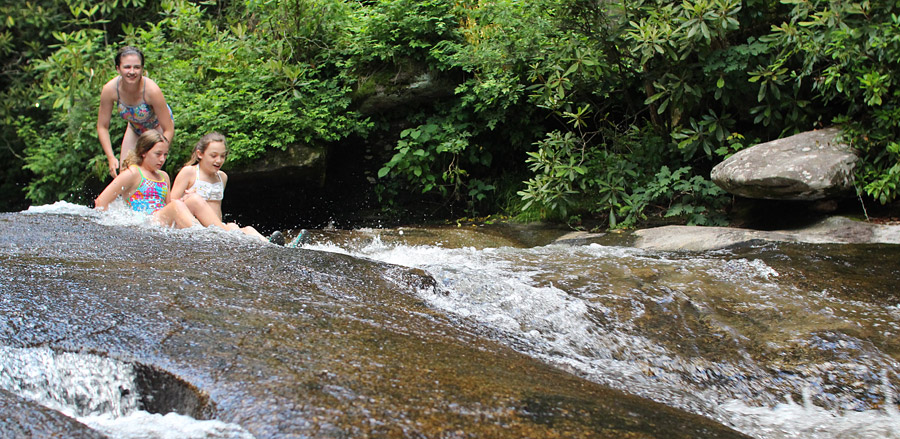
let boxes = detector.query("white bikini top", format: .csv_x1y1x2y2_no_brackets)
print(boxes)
190,165,224,201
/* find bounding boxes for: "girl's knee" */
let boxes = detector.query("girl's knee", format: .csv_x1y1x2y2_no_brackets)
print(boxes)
166,199,186,214
182,194,203,208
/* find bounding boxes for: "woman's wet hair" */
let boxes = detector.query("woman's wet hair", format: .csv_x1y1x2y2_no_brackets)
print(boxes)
185,132,227,166
115,46,144,68
123,131,167,168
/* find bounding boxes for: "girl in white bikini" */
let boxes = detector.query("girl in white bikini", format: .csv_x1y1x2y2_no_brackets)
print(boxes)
170,132,278,243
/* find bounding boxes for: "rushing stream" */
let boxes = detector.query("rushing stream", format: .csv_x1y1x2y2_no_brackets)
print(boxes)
296,227,900,438
3,202,900,438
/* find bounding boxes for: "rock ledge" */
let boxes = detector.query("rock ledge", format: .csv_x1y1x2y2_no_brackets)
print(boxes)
632,216,900,251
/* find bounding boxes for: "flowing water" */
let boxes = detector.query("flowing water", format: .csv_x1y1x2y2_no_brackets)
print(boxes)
293,227,900,439
1,203,260,439
0,345,255,439
3,202,900,438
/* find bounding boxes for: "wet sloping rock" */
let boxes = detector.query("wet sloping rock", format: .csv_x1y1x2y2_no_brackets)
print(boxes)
0,212,749,438
133,362,217,419
553,230,606,245
0,388,109,439
710,127,857,200
633,216,900,251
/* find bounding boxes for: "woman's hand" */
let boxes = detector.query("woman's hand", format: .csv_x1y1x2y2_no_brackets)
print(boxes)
107,156,119,179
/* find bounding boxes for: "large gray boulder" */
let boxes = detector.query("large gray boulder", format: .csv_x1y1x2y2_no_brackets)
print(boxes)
710,127,857,200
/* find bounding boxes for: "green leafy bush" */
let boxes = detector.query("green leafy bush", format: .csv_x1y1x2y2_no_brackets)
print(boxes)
17,0,370,205
5,0,897,227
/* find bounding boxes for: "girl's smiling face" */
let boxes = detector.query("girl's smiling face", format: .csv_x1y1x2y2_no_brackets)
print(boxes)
116,53,143,84
198,141,227,174
141,142,169,171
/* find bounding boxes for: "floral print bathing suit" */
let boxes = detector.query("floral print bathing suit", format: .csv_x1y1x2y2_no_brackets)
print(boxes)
116,76,172,135
128,165,168,214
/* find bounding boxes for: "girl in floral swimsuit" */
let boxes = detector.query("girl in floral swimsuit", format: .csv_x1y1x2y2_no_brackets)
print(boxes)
94,131,194,229
97,46,174,179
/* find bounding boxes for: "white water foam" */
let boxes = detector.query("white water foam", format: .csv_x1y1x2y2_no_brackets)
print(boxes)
0,345,138,418
22,201,268,244
81,411,255,439
720,397,900,439
25,200,160,227
25,200,102,217
302,234,900,439
0,346,255,439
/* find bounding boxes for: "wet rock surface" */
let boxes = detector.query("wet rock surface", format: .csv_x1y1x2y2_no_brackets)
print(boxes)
0,388,109,439
0,212,748,438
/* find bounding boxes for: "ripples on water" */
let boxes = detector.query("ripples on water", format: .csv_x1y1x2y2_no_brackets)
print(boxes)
299,230,900,439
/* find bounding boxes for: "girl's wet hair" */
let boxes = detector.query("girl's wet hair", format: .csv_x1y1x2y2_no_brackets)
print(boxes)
185,132,227,166
115,46,144,68
123,131,167,168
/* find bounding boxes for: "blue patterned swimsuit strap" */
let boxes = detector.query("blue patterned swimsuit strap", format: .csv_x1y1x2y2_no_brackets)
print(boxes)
129,165,168,214
116,76,158,135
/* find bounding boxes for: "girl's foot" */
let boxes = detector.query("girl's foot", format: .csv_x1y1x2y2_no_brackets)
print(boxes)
287,229,308,248
268,230,285,246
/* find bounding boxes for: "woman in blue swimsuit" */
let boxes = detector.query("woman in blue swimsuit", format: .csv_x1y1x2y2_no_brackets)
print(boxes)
97,46,174,179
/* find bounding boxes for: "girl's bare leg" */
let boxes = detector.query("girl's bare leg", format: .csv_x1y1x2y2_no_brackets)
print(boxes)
183,194,229,229
153,200,196,229
184,195,269,243
238,224,268,242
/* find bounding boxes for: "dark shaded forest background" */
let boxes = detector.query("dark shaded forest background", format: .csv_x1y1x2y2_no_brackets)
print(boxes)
2,0,898,229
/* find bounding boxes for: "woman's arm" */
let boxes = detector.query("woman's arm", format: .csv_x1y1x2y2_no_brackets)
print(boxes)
96,80,118,178
144,78,174,144
94,167,138,210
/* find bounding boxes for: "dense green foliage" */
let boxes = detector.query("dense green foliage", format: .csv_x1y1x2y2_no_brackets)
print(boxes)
2,0,898,228
4,0,370,205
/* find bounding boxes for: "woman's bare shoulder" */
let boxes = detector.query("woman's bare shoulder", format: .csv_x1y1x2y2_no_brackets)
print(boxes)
99,77,118,97
143,77,169,107
143,77,164,93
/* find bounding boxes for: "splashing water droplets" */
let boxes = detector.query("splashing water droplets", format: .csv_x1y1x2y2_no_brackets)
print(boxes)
0,346,138,418
0,346,255,439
